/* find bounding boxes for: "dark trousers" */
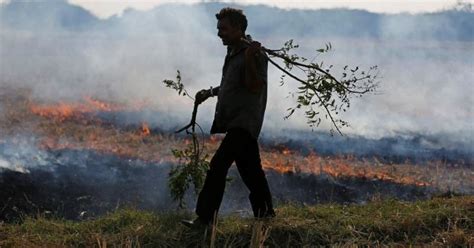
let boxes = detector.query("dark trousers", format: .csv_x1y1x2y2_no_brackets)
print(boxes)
195,128,274,222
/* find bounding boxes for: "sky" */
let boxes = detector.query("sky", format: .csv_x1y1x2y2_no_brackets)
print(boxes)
1,0,470,19
71,0,471,18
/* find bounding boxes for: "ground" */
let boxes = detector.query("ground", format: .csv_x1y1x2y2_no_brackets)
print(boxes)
0,195,472,247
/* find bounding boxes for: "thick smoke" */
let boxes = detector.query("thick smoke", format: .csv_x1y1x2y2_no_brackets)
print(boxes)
0,1,472,149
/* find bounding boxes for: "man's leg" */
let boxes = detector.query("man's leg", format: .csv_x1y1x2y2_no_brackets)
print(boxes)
234,129,275,218
195,132,236,223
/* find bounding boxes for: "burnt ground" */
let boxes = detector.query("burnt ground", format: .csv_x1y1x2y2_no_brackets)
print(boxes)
0,148,434,222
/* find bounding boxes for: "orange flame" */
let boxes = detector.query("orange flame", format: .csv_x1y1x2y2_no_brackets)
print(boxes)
29,97,133,122
30,102,76,121
261,150,430,187
25,97,436,188
141,122,151,136
282,148,291,155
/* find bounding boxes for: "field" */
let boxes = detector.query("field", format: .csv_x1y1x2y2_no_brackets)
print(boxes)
0,88,473,246
1,196,472,247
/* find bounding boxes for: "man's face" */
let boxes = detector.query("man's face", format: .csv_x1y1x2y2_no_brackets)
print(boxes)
217,18,243,46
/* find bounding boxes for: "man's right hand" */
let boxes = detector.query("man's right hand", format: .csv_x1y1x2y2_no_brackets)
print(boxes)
195,89,212,105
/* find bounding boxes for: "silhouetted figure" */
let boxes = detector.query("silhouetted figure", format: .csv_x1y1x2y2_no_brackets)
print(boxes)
182,7,275,228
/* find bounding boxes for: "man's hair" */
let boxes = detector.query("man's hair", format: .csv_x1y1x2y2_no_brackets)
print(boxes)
215,7,247,33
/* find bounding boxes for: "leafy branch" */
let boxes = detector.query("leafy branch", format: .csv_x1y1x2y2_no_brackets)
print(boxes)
163,70,209,208
242,38,380,135
163,71,194,100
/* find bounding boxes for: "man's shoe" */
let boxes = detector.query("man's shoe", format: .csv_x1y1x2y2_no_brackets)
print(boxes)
255,209,276,219
264,209,276,218
181,217,211,229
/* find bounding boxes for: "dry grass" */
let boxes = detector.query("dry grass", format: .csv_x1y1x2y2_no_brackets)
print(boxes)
0,196,472,247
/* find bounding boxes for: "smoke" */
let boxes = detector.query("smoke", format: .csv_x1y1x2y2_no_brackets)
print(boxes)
0,1,473,149
317,38,474,140
0,136,54,173
0,2,217,103
0,102,3,121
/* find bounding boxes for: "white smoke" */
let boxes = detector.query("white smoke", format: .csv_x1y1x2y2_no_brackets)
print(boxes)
0,1,472,148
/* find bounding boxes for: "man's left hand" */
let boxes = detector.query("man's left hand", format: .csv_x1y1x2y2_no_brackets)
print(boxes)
195,89,211,105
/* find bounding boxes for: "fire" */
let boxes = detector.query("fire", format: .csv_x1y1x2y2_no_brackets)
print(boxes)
29,96,134,122
141,122,151,136
4,92,461,190
84,96,115,111
261,150,430,187
282,148,291,155
36,124,179,164
30,102,76,121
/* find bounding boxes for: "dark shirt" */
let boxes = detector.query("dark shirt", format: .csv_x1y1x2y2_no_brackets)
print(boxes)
210,35,268,139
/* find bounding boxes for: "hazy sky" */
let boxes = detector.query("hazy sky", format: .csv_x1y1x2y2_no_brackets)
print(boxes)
0,0,467,19
72,0,469,18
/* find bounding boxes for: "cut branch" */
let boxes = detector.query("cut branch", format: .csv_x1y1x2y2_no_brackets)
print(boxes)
241,38,373,94
265,54,342,135
240,37,380,135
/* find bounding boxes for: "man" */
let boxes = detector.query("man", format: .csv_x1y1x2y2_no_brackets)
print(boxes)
182,7,275,228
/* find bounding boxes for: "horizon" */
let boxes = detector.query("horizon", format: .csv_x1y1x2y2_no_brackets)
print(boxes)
0,0,472,19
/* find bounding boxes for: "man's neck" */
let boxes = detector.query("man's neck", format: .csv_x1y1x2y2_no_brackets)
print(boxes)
228,36,245,55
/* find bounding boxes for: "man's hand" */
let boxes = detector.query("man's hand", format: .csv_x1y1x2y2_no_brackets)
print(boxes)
195,89,212,105
245,41,262,57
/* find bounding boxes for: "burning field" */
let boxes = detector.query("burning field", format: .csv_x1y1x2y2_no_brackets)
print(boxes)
0,87,472,222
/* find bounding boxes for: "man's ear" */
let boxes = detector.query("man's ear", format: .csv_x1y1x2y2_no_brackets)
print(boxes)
233,24,243,36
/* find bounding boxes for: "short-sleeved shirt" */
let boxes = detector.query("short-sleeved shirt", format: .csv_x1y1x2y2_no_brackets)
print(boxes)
210,36,268,139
